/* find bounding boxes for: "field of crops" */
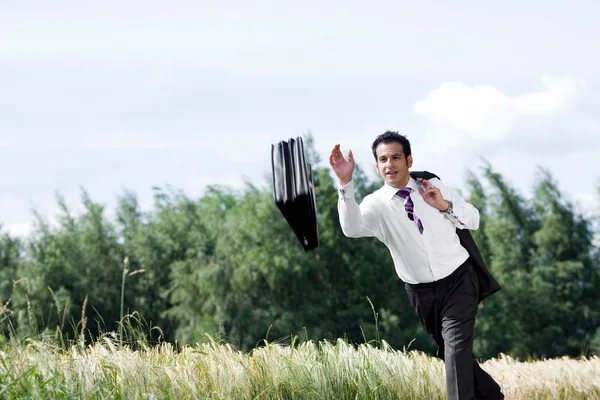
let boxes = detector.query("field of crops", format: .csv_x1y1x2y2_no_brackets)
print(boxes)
1,338,599,399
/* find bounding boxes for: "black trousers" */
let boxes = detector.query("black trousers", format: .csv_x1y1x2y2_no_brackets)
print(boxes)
405,259,504,400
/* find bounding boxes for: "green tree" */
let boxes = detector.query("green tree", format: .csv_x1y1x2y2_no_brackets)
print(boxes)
116,186,214,343
0,226,23,340
163,185,239,344
529,169,598,357
11,190,124,342
470,165,598,359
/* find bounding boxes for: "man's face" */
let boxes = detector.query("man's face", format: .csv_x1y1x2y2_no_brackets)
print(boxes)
375,141,413,189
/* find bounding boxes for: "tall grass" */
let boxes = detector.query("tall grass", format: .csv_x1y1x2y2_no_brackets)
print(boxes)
1,280,599,399
0,335,599,399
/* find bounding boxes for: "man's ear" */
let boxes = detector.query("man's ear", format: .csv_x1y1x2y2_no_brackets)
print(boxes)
407,154,413,168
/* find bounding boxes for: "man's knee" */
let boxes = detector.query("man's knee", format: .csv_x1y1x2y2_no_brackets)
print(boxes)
441,318,476,352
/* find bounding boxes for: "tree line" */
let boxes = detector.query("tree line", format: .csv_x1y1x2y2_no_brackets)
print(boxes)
1,136,599,360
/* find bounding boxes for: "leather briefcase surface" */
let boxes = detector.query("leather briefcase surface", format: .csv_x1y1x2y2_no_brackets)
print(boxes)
271,137,319,251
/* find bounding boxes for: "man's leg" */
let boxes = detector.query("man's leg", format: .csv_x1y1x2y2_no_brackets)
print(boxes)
441,300,477,399
473,361,504,399
404,284,444,353
441,263,503,400
406,270,474,400
405,263,503,399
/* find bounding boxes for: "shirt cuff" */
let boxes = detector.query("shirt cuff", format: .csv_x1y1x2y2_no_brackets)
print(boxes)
338,180,355,200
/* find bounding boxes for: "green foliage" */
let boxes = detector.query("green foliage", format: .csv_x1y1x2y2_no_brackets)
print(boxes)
471,164,598,359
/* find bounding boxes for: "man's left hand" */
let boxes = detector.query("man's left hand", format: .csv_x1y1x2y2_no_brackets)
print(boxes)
417,178,449,211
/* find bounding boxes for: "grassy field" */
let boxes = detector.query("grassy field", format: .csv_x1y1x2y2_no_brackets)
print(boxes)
0,337,599,399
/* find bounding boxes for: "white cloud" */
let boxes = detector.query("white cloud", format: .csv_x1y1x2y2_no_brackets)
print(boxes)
81,132,211,150
414,82,515,141
186,174,249,197
2,221,33,238
0,137,10,148
0,194,29,217
573,192,598,218
143,62,177,87
81,131,276,165
0,195,33,237
3,2,599,80
512,76,584,115
413,76,585,147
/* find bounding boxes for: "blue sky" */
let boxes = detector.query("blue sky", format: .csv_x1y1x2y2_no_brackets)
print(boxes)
1,0,599,237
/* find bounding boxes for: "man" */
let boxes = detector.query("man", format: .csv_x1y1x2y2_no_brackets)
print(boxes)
329,131,503,400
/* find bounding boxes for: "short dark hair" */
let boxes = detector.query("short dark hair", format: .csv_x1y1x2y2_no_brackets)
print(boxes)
371,131,411,160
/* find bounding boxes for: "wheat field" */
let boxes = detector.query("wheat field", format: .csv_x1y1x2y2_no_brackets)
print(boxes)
0,337,599,399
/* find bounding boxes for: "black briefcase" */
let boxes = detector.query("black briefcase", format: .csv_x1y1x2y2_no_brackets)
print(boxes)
271,137,319,251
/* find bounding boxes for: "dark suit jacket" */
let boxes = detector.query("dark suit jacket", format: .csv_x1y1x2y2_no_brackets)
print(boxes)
410,171,501,302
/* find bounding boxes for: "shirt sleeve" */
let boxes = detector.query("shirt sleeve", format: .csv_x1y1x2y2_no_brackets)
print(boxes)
433,178,480,230
337,180,382,239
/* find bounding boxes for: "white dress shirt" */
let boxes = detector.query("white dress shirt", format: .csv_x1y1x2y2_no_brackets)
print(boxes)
337,176,480,284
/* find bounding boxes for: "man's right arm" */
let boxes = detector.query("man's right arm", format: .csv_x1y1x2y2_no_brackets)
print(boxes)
337,180,380,239
329,143,380,238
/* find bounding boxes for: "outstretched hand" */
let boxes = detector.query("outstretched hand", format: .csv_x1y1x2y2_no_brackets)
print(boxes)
329,144,355,185
417,178,449,211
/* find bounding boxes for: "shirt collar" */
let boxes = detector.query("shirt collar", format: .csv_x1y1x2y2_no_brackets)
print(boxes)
382,177,418,200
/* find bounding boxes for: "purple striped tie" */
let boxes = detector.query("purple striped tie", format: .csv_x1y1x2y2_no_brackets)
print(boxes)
397,188,424,234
